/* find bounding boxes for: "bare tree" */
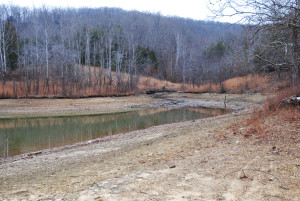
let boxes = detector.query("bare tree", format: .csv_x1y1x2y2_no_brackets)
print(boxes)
42,8,50,87
210,0,300,85
0,5,243,97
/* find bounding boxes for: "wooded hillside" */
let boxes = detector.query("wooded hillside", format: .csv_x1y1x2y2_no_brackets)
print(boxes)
0,4,298,98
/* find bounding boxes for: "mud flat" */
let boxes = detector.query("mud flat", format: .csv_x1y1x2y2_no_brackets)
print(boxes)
1,93,299,200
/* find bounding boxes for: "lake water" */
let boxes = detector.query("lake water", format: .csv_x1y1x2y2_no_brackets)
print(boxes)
0,107,229,157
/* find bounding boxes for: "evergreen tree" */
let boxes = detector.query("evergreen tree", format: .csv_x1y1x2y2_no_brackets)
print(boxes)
4,18,19,71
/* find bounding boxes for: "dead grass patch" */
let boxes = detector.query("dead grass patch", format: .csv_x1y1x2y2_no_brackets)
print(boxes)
0,67,295,98
181,74,291,94
230,86,300,141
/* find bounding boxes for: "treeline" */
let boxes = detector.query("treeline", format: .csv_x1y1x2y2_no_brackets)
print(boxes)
1,4,297,98
0,5,244,97
211,0,300,88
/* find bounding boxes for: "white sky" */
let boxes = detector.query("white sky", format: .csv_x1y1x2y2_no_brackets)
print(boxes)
1,0,214,21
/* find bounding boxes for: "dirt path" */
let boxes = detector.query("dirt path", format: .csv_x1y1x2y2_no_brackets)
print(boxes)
0,93,299,200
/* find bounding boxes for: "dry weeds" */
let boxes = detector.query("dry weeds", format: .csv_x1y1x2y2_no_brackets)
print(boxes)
230,86,300,140
0,67,293,98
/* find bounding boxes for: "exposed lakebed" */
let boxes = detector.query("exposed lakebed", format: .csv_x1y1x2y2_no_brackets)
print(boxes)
0,106,229,157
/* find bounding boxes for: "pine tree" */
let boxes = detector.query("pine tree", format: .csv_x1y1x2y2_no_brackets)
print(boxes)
4,18,19,71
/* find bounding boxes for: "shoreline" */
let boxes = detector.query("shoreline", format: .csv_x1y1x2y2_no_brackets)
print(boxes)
0,108,236,166
4,92,296,200
0,92,256,119
0,93,239,164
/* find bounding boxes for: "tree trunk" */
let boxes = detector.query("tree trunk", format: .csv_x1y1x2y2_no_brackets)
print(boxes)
175,33,181,81
45,28,49,87
108,37,112,85
292,26,299,86
85,29,91,86
1,30,7,73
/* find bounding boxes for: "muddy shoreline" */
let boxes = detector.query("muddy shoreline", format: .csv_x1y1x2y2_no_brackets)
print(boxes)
4,93,299,201
0,92,245,164
0,92,256,119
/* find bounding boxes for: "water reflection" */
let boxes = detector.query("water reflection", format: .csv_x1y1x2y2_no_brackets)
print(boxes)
0,107,229,157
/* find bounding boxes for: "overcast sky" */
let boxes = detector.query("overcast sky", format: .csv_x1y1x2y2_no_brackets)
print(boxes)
1,0,214,21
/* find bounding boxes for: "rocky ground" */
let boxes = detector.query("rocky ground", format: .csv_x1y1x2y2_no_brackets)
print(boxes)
0,92,299,201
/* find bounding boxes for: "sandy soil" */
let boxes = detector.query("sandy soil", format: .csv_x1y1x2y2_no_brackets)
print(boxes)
0,92,299,200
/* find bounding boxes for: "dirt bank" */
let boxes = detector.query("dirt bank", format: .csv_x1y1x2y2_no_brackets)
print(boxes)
1,93,299,200
0,92,262,118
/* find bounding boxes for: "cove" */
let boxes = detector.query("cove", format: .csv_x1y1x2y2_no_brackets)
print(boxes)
0,107,229,157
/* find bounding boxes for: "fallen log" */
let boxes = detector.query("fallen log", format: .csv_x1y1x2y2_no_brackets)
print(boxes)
145,88,177,94
280,95,300,107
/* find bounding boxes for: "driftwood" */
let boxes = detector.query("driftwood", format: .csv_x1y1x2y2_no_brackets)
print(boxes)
145,87,177,94
224,95,230,108
225,168,289,190
279,95,300,108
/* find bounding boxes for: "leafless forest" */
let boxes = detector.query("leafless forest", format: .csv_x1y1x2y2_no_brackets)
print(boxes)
0,1,299,98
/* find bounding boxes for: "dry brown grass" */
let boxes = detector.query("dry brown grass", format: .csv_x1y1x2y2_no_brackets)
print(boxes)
137,76,182,91
224,74,292,93
237,107,300,142
0,66,295,98
180,83,221,93
180,74,291,94
223,74,270,93
230,86,300,140
0,79,136,98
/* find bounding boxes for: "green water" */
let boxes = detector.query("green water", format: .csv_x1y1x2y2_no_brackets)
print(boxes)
0,107,228,157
